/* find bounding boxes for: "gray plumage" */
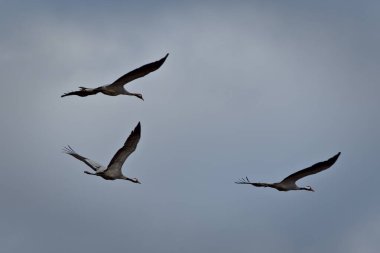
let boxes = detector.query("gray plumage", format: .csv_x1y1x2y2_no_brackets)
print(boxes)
63,122,142,183
235,152,341,192
61,54,169,100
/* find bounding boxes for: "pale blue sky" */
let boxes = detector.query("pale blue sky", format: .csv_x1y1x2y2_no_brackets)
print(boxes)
1,1,379,252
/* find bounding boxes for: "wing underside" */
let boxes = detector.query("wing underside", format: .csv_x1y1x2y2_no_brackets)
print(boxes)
63,145,105,172
281,152,341,184
109,54,169,88
105,122,141,173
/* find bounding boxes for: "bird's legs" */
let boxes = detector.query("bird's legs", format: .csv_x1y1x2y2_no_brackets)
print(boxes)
84,171,96,176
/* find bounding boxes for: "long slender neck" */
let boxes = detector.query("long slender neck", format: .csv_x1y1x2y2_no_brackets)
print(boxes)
131,93,143,100
123,90,143,100
122,176,140,184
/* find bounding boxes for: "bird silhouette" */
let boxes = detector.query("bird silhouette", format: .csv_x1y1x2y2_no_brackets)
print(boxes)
61,54,169,100
235,152,341,191
63,122,142,183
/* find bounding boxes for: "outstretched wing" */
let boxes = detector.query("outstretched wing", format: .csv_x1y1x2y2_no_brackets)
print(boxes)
105,122,141,173
108,53,169,88
63,145,105,172
61,88,100,97
280,152,341,184
235,177,270,187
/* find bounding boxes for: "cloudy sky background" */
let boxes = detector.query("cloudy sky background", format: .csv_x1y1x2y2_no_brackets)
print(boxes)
1,0,379,252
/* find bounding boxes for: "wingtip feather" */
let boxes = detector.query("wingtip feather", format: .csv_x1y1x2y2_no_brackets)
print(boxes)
62,145,71,154
161,53,169,62
330,152,341,164
131,122,141,136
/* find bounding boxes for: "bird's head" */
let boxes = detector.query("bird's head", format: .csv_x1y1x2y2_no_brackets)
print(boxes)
135,93,144,101
128,177,141,184
305,186,314,192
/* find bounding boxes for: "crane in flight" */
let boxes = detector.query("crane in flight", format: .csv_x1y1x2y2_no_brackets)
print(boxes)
235,152,341,192
63,122,142,183
61,53,169,100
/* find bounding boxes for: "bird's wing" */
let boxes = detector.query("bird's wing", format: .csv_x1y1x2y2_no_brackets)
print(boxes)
235,177,254,185
108,53,169,88
235,177,270,187
105,122,141,173
61,88,100,97
63,146,105,172
280,152,341,184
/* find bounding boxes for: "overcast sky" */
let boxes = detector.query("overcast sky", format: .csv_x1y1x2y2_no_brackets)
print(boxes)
1,1,379,252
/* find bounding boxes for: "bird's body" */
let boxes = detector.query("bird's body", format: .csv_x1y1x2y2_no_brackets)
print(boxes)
61,53,169,100
236,152,341,192
63,122,142,183
97,85,127,96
